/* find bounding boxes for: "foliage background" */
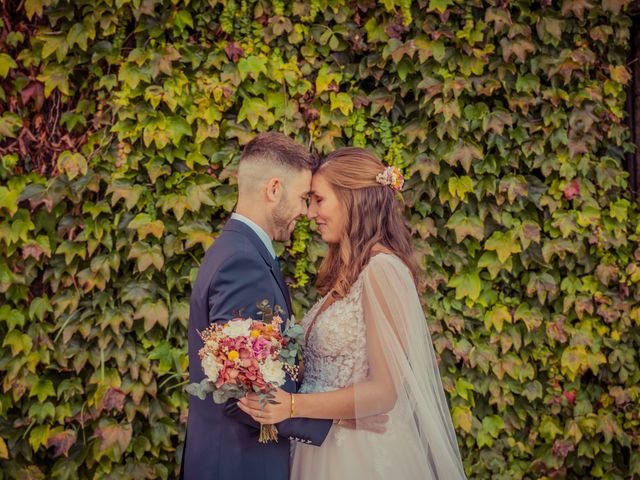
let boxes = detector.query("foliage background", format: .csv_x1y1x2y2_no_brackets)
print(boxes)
0,0,639,478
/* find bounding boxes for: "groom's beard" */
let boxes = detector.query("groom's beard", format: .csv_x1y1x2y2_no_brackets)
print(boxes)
271,198,297,242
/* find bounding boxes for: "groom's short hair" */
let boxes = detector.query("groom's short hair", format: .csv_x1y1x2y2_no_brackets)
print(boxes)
239,132,318,172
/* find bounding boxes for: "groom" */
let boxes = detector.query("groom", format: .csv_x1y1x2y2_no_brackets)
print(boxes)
181,133,332,479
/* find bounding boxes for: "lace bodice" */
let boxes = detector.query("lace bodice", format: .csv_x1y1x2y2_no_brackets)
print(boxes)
299,274,369,393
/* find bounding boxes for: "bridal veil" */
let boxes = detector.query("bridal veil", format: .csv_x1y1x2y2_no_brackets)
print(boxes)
351,253,467,479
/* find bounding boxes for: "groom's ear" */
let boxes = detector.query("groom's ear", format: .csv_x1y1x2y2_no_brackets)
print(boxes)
265,177,282,202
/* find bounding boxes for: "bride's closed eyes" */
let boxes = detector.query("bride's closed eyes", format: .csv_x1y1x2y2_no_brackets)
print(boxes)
307,173,346,244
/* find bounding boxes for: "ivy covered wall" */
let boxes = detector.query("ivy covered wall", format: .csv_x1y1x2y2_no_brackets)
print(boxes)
0,0,639,478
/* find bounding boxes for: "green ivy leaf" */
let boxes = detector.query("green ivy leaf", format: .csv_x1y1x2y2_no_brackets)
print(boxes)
428,0,454,13
30,378,56,403
446,210,485,243
0,185,19,216
330,92,353,116
539,416,563,442
448,270,482,302
482,415,505,438
315,65,342,94
165,116,192,145
444,142,483,172
451,406,473,434
0,305,25,330
56,241,86,265
127,213,165,240
237,55,268,81
0,112,23,139
37,64,70,97
118,63,150,89
2,329,32,355
25,0,55,19
0,437,8,460
179,222,215,250
0,53,17,78
134,300,169,332
128,242,164,272
561,345,588,380
448,176,474,202
56,151,88,180
106,181,145,210
478,251,512,279
28,425,51,452
484,305,512,332
66,20,95,51
174,10,194,31
485,230,522,263
28,402,55,423
237,97,273,129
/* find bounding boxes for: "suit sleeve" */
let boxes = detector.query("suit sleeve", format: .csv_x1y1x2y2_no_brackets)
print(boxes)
276,416,332,446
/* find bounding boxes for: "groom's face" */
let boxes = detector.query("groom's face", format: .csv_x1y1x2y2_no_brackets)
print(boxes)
270,169,312,242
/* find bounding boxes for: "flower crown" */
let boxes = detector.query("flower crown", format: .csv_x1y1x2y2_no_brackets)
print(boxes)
376,166,404,192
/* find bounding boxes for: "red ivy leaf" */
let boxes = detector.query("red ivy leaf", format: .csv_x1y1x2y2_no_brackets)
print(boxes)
563,179,580,200
224,42,244,63
47,429,76,458
552,438,575,458
100,387,126,413
562,390,577,405
93,422,132,454
21,82,45,110
22,243,45,261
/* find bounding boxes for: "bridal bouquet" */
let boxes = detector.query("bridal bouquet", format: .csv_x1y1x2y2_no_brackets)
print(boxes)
186,301,303,443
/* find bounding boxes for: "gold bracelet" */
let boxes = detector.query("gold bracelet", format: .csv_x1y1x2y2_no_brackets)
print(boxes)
290,393,295,418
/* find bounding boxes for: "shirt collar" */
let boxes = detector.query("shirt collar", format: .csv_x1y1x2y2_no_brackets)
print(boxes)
230,213,277,259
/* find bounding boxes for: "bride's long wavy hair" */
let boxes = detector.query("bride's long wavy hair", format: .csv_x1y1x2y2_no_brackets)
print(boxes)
315,147,420,297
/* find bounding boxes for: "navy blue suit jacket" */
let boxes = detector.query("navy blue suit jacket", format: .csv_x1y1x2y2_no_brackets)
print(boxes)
182,219,331,480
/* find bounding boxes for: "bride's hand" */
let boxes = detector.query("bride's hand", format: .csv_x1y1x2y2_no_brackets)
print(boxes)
237,388,291,424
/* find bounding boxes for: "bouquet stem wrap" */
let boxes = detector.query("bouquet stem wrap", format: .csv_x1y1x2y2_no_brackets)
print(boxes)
259,424,278,443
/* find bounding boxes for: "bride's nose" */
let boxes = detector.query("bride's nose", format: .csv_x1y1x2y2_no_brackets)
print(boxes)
308,200,318,219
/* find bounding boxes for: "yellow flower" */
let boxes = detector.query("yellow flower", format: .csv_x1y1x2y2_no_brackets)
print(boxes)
228,350,239,361
250,329,260,338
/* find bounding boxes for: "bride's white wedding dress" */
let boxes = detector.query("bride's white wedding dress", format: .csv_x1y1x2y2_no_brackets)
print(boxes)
290,253,466,480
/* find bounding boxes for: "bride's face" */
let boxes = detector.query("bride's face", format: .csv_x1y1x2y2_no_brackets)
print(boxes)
308,173,346,244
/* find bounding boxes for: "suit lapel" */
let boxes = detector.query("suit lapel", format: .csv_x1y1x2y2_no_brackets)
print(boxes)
223,219,292,317
270,260,292,317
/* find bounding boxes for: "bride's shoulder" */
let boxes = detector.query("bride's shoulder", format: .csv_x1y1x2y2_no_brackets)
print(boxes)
366,250,408,274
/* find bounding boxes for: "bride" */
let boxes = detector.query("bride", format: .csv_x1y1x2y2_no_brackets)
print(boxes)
238,147,467,479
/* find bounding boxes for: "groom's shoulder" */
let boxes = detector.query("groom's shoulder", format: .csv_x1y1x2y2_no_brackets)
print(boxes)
202,228,261,268
207,229,253,256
